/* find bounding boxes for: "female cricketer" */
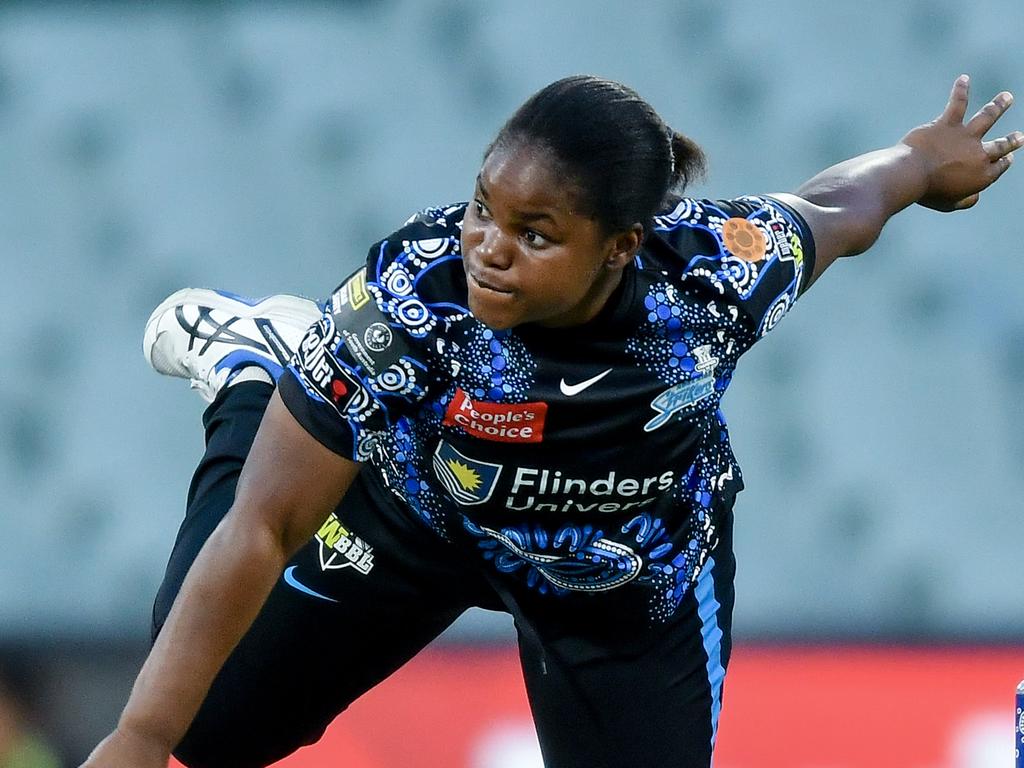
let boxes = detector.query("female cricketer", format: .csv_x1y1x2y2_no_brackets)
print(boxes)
84,74,1019,768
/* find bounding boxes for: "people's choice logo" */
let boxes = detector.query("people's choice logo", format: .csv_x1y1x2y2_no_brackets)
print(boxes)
559,368,612,397
443,388,547,443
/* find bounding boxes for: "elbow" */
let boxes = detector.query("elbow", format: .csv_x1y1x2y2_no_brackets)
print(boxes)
845,225,881,258
825,203,887,259
217,488,300,572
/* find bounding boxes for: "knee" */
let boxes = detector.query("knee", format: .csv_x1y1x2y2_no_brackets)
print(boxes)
173,717,260,768
174,725,285,768
172,701,325,768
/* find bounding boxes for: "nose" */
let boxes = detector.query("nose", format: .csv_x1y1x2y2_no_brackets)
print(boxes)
476,223,514,270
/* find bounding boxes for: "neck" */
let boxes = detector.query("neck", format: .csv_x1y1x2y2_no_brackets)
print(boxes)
536,267,625,328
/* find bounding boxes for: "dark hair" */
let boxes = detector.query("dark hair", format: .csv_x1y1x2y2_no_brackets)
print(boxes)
488,75,706,234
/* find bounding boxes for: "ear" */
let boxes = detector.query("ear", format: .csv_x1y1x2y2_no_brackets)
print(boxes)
604,224,643,270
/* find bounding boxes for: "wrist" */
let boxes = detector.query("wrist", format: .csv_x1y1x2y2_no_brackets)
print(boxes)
897,129,950,207
115,718,176,756
897,129,945,203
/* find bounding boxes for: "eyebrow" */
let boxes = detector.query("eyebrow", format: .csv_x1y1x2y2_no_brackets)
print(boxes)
476,174,559,225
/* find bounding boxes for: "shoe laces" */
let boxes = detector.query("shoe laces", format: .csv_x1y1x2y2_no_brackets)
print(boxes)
188,367,232,404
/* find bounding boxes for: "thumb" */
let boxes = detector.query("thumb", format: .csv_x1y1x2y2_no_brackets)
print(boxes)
954,193,981,210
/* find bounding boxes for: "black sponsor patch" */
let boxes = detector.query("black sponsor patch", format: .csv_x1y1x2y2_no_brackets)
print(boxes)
329,268,413,377
295,314,373,417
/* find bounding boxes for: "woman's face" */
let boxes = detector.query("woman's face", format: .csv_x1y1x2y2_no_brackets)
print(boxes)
461,142,640,330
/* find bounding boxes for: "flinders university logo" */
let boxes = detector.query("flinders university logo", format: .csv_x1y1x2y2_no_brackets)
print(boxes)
432,441,502,506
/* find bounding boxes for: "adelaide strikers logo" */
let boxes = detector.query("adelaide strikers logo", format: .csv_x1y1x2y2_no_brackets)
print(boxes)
432,441,502,505
644,345,719,431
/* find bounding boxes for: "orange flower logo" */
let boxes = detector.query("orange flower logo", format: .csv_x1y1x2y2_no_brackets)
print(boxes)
722,218,766,262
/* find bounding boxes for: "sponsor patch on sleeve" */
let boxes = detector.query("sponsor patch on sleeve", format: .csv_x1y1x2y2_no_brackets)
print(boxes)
327,267,415,378
294,313,376,418
331,269,369,312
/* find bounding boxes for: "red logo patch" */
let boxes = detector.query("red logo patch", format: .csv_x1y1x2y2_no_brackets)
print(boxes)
443,388,547,443
331,379,348,403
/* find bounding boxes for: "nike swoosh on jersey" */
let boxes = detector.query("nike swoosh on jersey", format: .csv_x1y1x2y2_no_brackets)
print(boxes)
283,565,338,603
559,368,613,396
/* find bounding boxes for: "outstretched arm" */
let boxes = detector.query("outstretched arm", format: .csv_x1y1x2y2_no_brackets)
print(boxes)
775,75,1021,288
82,391,361,767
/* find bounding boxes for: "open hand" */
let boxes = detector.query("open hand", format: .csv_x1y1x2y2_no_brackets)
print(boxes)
902,75,1022,211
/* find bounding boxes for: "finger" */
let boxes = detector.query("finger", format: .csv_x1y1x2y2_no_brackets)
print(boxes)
987,150,1014,182
982,131,1024,159
954,193,980,211
939,74,970,124
966,91,1014,136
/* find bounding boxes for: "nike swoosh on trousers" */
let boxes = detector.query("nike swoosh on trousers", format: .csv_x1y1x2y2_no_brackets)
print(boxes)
283,565,338,603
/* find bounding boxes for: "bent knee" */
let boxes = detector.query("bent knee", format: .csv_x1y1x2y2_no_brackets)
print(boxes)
173,709,324,768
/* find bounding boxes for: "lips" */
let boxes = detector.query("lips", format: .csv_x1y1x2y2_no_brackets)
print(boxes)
469,270,514,294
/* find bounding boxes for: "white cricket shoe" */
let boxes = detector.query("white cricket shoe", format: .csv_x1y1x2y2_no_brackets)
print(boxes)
143,288,322,402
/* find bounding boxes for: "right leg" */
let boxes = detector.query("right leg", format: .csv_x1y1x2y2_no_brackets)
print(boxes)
155,382,491,768
144,290,496,767
151,380,272,630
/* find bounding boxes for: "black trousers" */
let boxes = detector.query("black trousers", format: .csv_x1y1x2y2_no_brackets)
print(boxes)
153,383,737,768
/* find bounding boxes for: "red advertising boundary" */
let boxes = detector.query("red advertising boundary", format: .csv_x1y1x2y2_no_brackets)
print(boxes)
172,645,1024,767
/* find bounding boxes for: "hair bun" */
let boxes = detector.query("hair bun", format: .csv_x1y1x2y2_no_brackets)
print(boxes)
669,131,707,191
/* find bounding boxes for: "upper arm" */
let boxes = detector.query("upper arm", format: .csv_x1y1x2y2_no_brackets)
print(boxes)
769,192,873,290
278,264,436,462
653,196,816,346
774,144,927,288
277,209,465,462
234,390,362,556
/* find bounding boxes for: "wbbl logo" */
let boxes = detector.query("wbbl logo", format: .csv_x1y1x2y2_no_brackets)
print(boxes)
315,513,374,575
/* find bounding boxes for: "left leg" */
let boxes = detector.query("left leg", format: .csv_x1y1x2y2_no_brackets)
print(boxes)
517,502,736,768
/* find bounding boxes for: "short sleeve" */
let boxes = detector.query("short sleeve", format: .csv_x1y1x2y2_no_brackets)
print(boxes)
278,204,466,461
278,264,433,462
652,196,816,345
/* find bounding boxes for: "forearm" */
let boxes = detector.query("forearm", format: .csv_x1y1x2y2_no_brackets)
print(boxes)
117,511,289,749
794,142,930,256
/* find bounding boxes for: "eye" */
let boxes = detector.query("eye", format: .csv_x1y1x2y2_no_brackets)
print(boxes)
473,199,491,220
522,229,549,247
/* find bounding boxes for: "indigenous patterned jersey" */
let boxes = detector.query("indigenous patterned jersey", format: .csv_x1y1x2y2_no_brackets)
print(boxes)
279,197,815,622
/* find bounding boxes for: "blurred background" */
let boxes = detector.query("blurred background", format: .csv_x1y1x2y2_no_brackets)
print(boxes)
0,1,1021,766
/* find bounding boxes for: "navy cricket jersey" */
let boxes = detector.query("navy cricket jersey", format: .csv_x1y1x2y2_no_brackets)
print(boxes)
278,197,814,622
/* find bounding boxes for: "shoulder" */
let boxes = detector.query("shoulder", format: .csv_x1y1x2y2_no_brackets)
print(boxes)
653,196,806,235
644,196,812,270
368,203,466,274
388,202,467,249
362,203,470,338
